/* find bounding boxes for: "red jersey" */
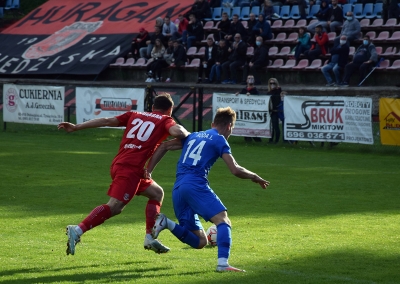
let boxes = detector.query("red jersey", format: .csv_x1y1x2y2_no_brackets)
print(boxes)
112,111,176,170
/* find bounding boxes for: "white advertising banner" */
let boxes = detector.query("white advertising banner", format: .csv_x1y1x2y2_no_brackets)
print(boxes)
76,87,145,124
213,93,271,137
3,84,65,125
284,96,373,144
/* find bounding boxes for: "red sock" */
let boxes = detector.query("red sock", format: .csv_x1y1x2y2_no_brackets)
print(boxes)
78,204,111,233
145,200,161,234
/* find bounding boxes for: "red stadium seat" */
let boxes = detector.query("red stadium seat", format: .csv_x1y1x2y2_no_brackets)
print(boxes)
375,46,382,55
327,32,336,42
132,58,146,68
185,58,200,68
203,21,214,31
386,59,400,70
305,59,322,70
121,58,135,67
269,46,279,57
279,59,296,69
376,59,390,70
381,46,396,57
369,18,383,29
374,31,389,42
382,18,397,28
364,31,376,40
275,46,291,56
186,47,197,57
294,19,307,28
268,32,287,43
349,46,355,57
281,19,295,30
359,19,370,30
246,46,254,57
194,46,206,57
109,57,125,67
387,31,400,41
292,59,309,70
241,20,248,29
267,59,284,69
283,32,298,43
271,20,283,30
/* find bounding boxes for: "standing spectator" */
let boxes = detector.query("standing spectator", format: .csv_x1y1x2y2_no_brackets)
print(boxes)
252,14,273,42
267,78,282,144
277,91,287,143
321,35,349,86
162,16,178,43
187,0,211,21
217,12,231,41
307,0,331,34
182,14,204,49
197,37,218,83
241,36,268,85
261,0,276,20
139,26,165,59
145,39,166,82
333,11,361,46
293,26,311,62
339,35,378,87
208,39,229,84
304,25,329,62
225,14,247,43
165,40,187,83
236,75,262,142
328,0,344,33
131,27,149,59
221,33,248,84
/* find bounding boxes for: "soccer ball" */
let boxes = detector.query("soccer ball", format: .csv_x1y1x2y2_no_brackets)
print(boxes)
206,225,218,246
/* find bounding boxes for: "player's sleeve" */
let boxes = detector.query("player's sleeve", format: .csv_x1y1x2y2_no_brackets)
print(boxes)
164,116,177,133
217,136,231,157
115,111,134,127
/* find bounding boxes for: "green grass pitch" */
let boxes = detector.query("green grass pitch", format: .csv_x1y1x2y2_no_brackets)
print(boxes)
0,125,399,283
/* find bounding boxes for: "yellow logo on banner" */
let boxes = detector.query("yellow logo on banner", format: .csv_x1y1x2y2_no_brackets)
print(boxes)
379,98,400,146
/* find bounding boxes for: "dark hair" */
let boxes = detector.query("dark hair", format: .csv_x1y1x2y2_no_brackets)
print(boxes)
364,35,370,40
165,15,170,20
153,93,174,111
213,107,236,127
172,40,179,44
316,24,322,29
232,14,239,18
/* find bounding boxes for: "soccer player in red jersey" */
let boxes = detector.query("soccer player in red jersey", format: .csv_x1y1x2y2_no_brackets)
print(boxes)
58,93,189,255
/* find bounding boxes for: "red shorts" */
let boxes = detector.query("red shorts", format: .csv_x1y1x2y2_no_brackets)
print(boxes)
107,163,153,204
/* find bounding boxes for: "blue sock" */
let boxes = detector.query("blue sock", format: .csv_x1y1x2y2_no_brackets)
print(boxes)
217,223,232,260
171,224,200,248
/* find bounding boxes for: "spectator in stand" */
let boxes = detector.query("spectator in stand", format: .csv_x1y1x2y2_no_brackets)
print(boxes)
174,14,189,41
271,0,283,6
293,26,311,62
165,40,187,83
339,35,378,87
267,78,282,144
241,0,264,8
221,33,248,84
186,0,211,21
181,14,204,49
208,39,229,84
307,0,331,34
261,0,276,20
235,75,262,143
328,0,344,33
241,36,268,85
217,12,231,41
131,27,149,59
162,16,178,43
225,14,247,43
139,26,165,59
197,37,218,83
145,39,166,82
247,13,258,32
304,25,329,62
251,14,273,42
155,17,164,28
333,11,361,46
209,0,222,7
388,0,400,20
321,35,349,86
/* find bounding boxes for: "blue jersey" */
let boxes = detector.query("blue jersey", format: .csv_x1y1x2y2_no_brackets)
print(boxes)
174,128,231,188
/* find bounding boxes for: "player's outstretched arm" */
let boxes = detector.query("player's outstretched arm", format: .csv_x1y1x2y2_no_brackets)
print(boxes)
222,153,270,189
58,117,120,132
145,138,184,179
168,124,190,139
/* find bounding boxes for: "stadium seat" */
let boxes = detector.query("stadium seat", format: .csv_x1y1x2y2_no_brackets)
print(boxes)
222,7,231,18
349,46,355,57
283,32,298,43
212,7,223,21
365,31,376,40
382,18,397,28
386,60,400,70
121,58,135,67
381,46,396,57
186,47,197,57
387,31,400,41
360,3,374,19
241,6,250,20
241,20,248,29
294,19,307,28
374,31,389,42
279,59,296,69
132,58,146,68
292,59,309,70
194,46,206,57
203,21,215,31
369,18,383,29
307,5,320,19
280,5,291,20
185,58,201,68
231,7,241,19
281,19,295,30
349,0,357,4
12,0,19,9
4,0,12,9
109,57,125,67
268,32,287,43
375,46,382,55
212,21,220,31
342,4,352,17
353,4,364,19
275,46,291,56
359,19,370,30
250,6,260,16
267,59,284,69
289,5,301,20
305,59,322,70
308,19,318,27
273,6,280,16
318,59,329,70
376,59,390,70
370,3,383,19
0,8,3,19
269,46,279,57
327,32,336,42
246,46,254,57
271,19,283,30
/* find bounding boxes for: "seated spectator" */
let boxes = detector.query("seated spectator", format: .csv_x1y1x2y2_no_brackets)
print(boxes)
235,75,262,143
175,14,189,41
163,39,175,65
155,17,164,28
339,35,378,87
304,25,328,62
165,40,187,83
131,27,149,59
139,26,165,59
251,14,273,43
197,37,218,83
208,39,229,84
241,36,268,85
186,0,211,21
221,33,248,84
293,26,311,62
321,35,349,86
333,11,361,46
225,14,247,43
307,0,331,34
181,14,204,49
328,0,344,33
267,78,282,144
247,13,258,33
145,39,166,82
162,16,178,43
217,12,231,41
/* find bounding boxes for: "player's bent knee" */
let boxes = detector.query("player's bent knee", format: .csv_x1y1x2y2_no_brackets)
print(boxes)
197,236,208,249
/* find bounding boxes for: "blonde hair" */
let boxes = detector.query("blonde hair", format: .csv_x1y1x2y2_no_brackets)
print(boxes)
213,107,236,127
267,78,280,92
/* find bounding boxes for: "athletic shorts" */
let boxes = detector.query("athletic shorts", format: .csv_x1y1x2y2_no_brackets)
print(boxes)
107,163,153,204
172,183,227,231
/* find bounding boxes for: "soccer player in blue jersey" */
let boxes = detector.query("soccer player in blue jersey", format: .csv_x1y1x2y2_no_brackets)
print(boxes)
146,106,269,272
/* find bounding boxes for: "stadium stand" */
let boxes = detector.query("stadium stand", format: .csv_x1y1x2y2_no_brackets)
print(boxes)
109,57,125,68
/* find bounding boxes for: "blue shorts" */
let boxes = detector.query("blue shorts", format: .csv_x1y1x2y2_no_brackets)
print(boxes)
172,183,227,231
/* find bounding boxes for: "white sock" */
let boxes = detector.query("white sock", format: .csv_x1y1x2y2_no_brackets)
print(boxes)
75,226,83,236
166,218,176,231
218,258,228,266
146,233,153,240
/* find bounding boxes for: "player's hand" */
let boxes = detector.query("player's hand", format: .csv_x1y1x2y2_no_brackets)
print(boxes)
58,122,77,133
144,168,152,179
251,175,270,189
